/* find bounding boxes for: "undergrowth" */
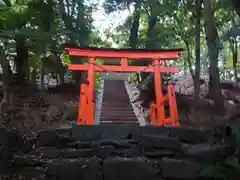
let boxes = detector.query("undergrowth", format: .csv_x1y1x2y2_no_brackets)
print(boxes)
200,122,240,179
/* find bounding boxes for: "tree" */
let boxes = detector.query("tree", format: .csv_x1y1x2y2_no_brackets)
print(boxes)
203,0,224,112
194,0,201,99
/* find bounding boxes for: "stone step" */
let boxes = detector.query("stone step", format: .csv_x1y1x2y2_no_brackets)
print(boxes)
100,80,137,124
100,117,137,121
100,121,138,124
102,101,131,104
4,125,234,179
101,107,134,111
102,101,131,103
101,113,136,117
102,102,132,106
101,111,134,114
100,118,138,122
102,97,130,100
101,106,133,109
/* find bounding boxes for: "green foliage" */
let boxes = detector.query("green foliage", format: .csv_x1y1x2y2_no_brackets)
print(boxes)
200,163,226,178
0,0,238,90
102,0,134,14
61,52,70,66
200,156,240,179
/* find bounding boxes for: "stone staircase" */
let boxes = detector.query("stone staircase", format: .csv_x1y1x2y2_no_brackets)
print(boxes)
100,80,138,124
0,125,236,179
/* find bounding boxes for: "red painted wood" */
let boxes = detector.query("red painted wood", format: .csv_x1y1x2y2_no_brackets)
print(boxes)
65,47,183,60
68,64,179,73
66,47,182,125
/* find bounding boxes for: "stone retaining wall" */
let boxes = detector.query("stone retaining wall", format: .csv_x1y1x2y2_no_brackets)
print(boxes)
0,125,237,179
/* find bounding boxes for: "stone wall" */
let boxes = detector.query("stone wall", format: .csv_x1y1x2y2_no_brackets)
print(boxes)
0,124,237,179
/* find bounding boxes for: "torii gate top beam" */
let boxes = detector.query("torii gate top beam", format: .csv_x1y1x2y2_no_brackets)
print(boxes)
65,47,184,60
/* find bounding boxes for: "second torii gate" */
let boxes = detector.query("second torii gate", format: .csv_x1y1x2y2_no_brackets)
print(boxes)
65,47,184,126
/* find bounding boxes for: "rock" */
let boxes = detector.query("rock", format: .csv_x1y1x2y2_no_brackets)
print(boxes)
14,167,45,179
145,149,175,158
101,124,140,140
61,148,96,158
0,130,12,172
21,132,38,153
13,155,47,166
100,139,132,149
160,158,200,179
37,129,70,146
103,158,158,180
115,146,142,157
47,158,100,180
72,124,140,141
183,143,228,163
168,126,210,143
44,105,59,122
96,145,115,159
30,147,61,158
0,129,24,172
56,133,75,147
71,125,101,141
141,134,182,151
140,126,169,136
68,141,98,149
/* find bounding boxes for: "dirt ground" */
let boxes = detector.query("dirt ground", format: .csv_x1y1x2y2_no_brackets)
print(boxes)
0,82,239,132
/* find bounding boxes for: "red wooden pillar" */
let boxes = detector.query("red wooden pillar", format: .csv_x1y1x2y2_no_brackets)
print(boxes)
77,83,88,124
87,57,95,124
153,59,165,125
121,58,128,67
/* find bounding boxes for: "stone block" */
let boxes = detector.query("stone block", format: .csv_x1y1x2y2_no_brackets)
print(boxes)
37,129,70,146
100,139,132,149
13,155,47,166
160,158,200,179
96,145,115,159
30,147,61,158
145,149,175,158
103,158,158,180
47,158,100,180
169,126,210,143
71,124,101,141
14,167,45,179
68,141,98,149
183,143,228,163
140,126,169,136
142,134,182,151
100,124,140,140
61,148,96,158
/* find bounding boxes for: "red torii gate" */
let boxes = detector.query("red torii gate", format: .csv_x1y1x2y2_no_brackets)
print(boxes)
65,47,184,126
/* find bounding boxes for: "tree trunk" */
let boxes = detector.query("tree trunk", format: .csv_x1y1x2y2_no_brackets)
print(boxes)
183,60,187,75
140,14,158,81
40,58,45,90
232,40,238,87
203,0,224,113
232,0,240,17
129,1,141,83
31,68,37,85
52,53,65,85
184,40,195,79
145,16,158,49
15,35,29,85
0,48,14,111
194,0,201,99
129,1,141,48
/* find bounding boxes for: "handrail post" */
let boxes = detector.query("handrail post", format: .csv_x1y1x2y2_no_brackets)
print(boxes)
87,57,95,124
153,59,165,125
